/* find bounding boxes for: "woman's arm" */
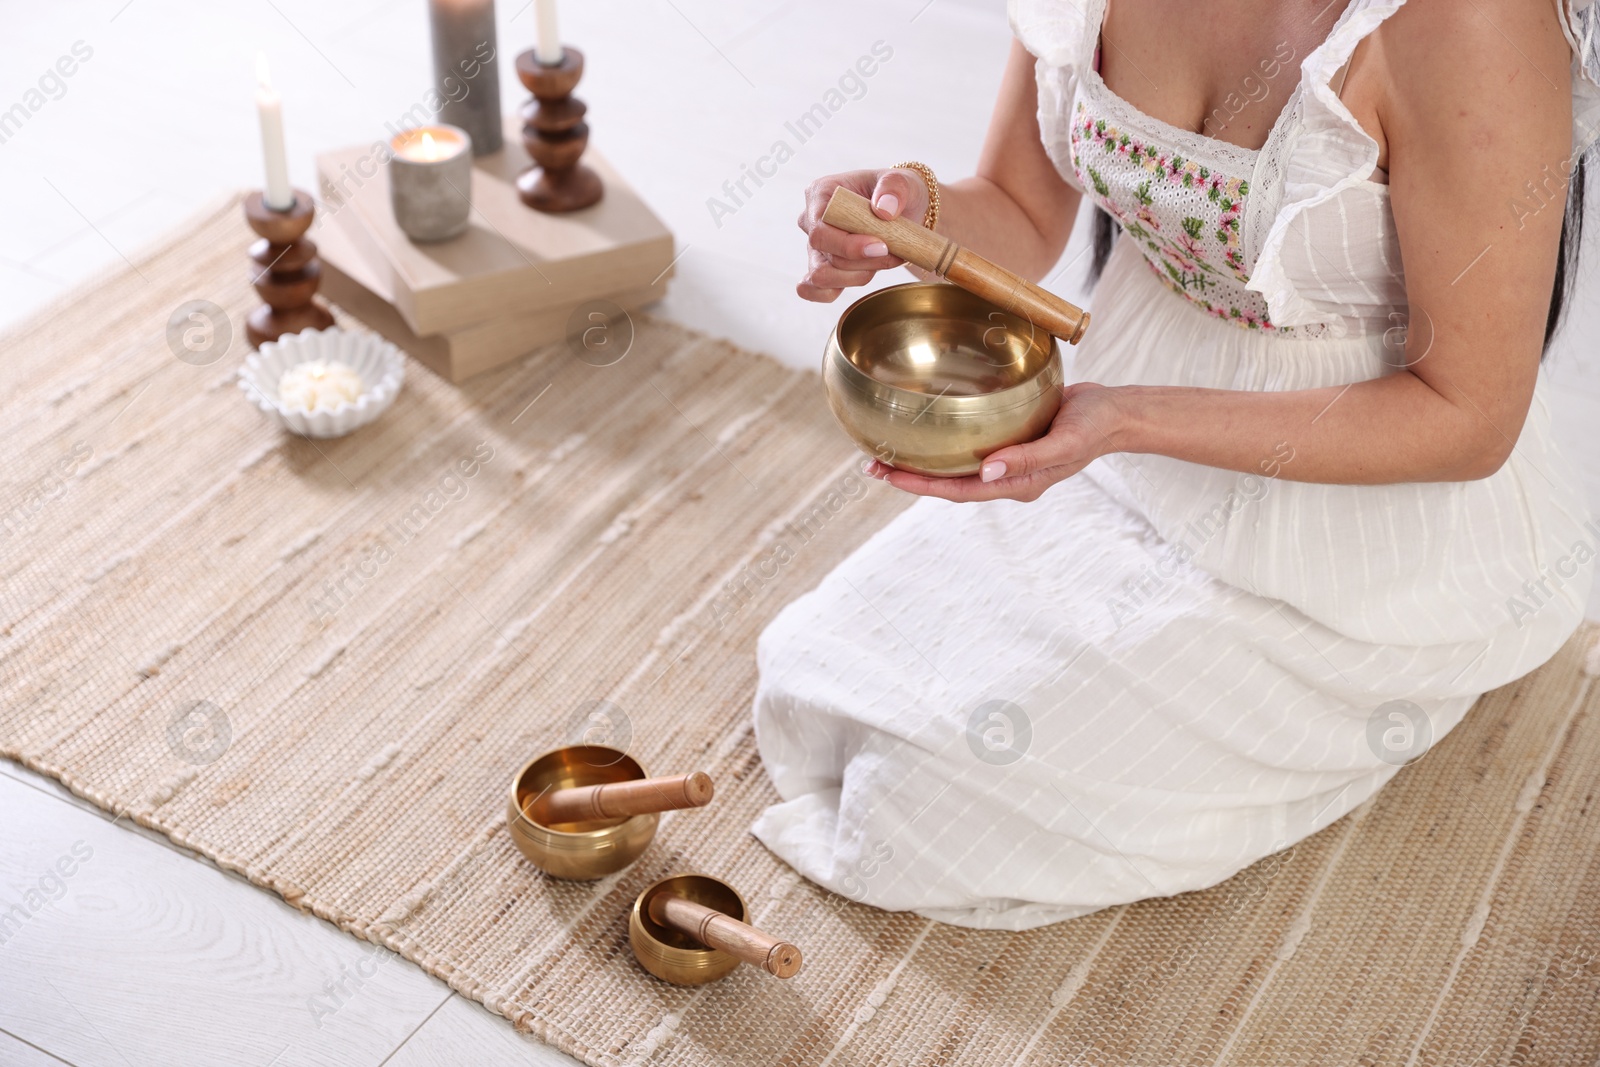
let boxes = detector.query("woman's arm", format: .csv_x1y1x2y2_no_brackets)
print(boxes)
875,0,1576,502
798,39,1081,301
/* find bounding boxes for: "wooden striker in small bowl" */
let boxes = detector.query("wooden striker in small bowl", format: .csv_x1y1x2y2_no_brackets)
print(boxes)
629,874,803,985
507,746,715,880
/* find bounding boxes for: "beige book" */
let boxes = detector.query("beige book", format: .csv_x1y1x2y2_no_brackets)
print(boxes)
315,114,676,336
315,200,667,384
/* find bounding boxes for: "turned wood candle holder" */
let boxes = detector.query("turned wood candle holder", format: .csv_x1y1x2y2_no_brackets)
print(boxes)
513,46,603,213
245,188,335,348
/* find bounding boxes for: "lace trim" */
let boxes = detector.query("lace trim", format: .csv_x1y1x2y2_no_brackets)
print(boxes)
1076,68,1263,175
1066,92,1333,338
1077,0,1303,175
1242,0,1402,331
1018,0,1598,335
1079,0,1309,289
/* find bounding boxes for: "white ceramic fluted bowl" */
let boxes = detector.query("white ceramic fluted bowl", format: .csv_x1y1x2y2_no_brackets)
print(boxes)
239,327,405,439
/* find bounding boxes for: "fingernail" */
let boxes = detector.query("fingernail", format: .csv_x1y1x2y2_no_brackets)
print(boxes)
863,240,888,258
874,193,900,217
861,458,876,474
980,461,1006,483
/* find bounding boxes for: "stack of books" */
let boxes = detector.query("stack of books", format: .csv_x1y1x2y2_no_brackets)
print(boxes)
314,115,675,383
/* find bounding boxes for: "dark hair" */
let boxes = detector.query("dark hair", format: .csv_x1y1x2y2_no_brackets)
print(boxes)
1086,155,1588,357
1546,155,1587,353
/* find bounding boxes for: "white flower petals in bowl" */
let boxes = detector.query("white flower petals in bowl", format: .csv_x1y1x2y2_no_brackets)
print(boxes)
239,327,405,439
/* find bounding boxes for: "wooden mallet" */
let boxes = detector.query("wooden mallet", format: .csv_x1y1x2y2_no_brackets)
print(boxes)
528,771,714,826
821,187,1090,344
647,892,803,978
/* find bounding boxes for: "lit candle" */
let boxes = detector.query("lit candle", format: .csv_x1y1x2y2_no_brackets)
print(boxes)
278,360,364,412
535,0,562,65
388,125,474,242
255,53,294,211
395,128,467,163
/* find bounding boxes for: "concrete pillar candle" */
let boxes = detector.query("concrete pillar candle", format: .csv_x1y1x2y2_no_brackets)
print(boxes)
388,125,473,242
428,0,503,155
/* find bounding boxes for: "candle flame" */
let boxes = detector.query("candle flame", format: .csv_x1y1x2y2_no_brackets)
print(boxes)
256,51,273,90
420,131,440,161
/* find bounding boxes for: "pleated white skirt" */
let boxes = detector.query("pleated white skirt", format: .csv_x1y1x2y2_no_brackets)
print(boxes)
750,236,1593,930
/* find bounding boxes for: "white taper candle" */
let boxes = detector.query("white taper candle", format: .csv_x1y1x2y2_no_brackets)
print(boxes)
255,52,294,211
534,0,562,65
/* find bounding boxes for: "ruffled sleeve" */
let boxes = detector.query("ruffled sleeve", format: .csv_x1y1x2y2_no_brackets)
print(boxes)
1246,0,1600,334
1559,0,1600,156
1008,0,1084,69
1009,0,1090,194
1242,1,1406,333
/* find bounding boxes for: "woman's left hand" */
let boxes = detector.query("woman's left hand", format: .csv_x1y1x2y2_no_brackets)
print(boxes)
864,382,1125,502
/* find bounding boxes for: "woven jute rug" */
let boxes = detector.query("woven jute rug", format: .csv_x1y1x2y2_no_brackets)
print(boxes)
4,196,1599,1067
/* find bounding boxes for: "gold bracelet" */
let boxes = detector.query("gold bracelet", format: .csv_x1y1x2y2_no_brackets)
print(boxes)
893,160,940,231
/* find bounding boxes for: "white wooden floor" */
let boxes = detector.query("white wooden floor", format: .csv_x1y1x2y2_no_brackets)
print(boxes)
2,1,1597,1064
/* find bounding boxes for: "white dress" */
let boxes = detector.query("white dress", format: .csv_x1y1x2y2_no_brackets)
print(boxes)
749,0,1600,931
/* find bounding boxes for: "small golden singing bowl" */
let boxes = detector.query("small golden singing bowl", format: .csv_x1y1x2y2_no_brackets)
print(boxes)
629,874,751,986
507,745,659,880
823,281,1064,477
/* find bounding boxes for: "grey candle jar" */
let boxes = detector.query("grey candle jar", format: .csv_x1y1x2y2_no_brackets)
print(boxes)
388,125,474,243
428,0,502,156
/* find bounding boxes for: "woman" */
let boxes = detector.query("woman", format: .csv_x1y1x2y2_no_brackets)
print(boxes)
748,0,1600,930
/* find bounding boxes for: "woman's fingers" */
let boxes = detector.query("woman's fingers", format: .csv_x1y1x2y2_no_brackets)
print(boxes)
970,415,1078,484
979,385,1119,481
796,169,924,299
869,170,925,223
797,281,843,303
877,465,1055,502
976,436,1055,483
806,219,896,265
860,455,1042,502
804,247,874,289
799,218,900,287
798,248,877,302
856,388,1120,500
884,469,984,499
800,176,880,247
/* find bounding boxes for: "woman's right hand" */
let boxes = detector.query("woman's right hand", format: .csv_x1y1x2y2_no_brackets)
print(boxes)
796,168,931,303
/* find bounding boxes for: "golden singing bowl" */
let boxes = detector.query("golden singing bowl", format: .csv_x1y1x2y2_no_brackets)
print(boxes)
506,745,659,880
629,874,749,986
823,282,1064,477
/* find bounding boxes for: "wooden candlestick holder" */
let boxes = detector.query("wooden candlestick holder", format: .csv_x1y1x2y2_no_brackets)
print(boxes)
245,188,335,349
514,46,603,213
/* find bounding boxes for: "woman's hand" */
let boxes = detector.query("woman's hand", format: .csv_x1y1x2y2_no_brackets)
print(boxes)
797,168,931,303
864,382,1125,502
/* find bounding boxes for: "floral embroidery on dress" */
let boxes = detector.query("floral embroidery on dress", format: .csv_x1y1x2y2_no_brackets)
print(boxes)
1069,99,1301,334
